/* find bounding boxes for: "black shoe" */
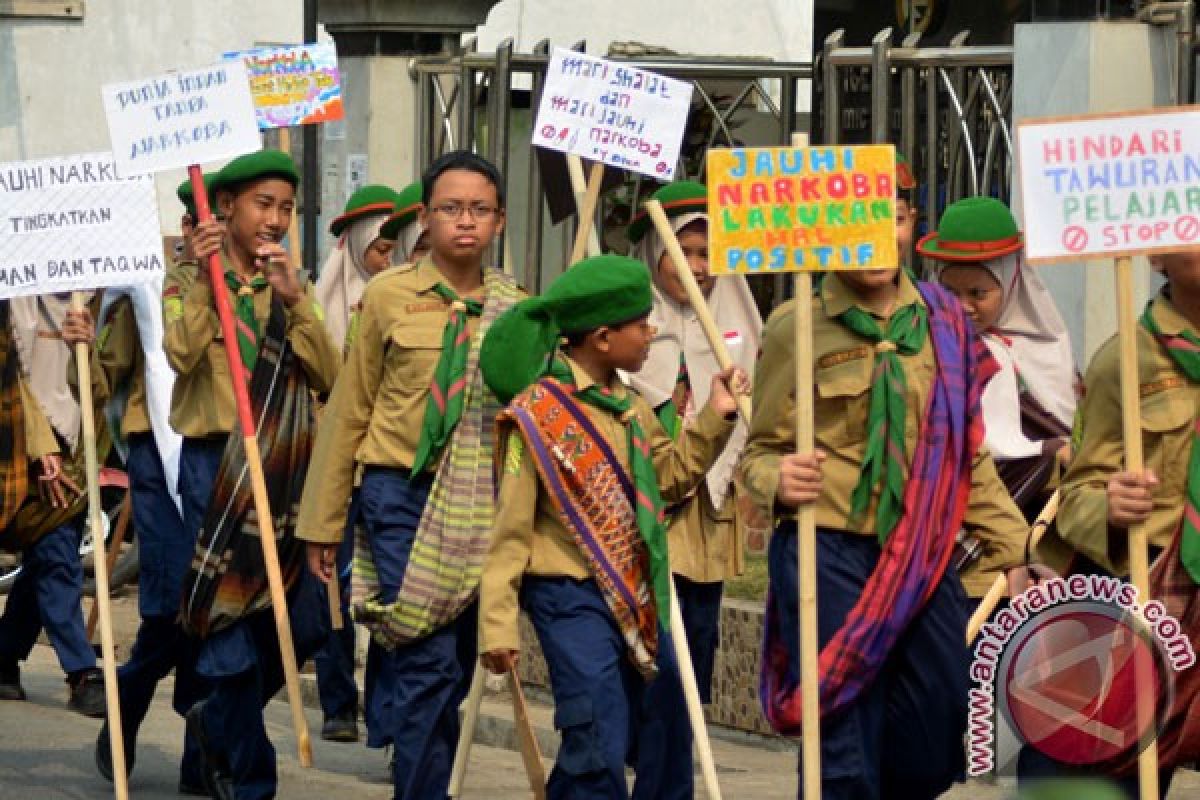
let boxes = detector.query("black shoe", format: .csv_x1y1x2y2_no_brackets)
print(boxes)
0,662,25,702
94,720,136,782
320,709,359,742
67,669,106,718
185,701,235,800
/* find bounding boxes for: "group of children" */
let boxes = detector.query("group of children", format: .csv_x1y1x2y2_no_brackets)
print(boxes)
0,138,1194,800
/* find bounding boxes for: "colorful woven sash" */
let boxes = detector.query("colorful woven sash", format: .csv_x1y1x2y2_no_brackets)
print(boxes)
411,283,483,475
1141,306,1200,583
501,373,663,676
837,301,928,542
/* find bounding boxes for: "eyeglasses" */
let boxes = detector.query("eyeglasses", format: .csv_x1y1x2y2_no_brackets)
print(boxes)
429,203,501,222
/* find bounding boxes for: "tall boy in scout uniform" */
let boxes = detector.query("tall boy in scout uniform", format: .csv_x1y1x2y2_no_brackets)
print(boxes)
1027,251,1200,796
478,255,746,800
165,151,339,800
296,150,522,800
740,264,1030,798
64,178,209,792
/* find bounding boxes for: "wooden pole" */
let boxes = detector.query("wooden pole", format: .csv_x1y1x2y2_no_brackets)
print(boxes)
448,664,487,799
70,290,128,800
87,494,132,642
566,154,603,259
644,199,752,425
790,132,821,800
965,491,1061,644
1114,255,1159,800
569,159,605,265
188,165,313,767
668,580,723,800
509,671,547,800
278,128,303,272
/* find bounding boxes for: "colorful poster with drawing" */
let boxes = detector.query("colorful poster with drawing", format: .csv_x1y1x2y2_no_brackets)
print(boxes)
224,42,344,129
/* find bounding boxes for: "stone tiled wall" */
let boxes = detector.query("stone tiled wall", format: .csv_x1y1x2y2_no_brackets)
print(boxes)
517,597,778,737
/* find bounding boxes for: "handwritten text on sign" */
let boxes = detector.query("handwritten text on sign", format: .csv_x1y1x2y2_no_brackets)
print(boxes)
1017,107,1200,263
707,145,898,274
102,61,261,176
224,43,344,129
0,153,163,299
532,48,693,180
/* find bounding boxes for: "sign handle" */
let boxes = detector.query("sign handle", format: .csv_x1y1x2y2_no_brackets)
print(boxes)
788,130,821,800
277,128,303,272
1114,255,1160,800
448,664,487,798
70,290,128,800
188,165,314,767
965,491,1060,643
644,199,752,425
667,578,724,800
566,155,603,260
509,671,547,800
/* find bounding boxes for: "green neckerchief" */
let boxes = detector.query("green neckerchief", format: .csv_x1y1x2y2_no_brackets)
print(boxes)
549,358,670,627
654,353,690,440
223,268,269,377
836,298,929,543
411,282,484,476
1140,303,1200,583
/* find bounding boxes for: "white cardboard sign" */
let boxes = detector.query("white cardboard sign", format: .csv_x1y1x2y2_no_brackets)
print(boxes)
0,152,164,299
532,48,693,180
102,61,261,176
1017,106,1200,264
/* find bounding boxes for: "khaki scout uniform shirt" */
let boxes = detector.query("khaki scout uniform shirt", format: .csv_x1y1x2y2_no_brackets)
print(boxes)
739,271,1026,597
1044,294,1199,577
70,297,150,436
21,378,59,459
667,486,743,584
296,258,505,545
162,255,339,438
479,356,735,654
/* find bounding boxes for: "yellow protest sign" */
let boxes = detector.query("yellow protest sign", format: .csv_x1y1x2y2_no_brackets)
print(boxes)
707,145,898,274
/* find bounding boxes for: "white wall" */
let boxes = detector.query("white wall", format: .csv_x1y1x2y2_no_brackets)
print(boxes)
475,0,813,63
0,2,304,232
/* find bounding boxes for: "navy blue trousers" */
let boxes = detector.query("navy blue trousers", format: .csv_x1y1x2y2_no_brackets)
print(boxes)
769,523,971,800
524,576,693,800
313,490,357,718
358,466,477,800
115,432,206,784
673,575,723,704
0,517,95,675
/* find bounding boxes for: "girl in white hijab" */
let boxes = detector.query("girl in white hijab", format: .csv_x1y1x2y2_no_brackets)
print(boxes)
624,181,763,703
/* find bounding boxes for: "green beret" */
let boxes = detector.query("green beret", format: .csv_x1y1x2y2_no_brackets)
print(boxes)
1017,778,1128,800
329,184,404,237
210,150,299,195
379,182,425,241
175,173,213,218
627,180,708,244
481,254,654,403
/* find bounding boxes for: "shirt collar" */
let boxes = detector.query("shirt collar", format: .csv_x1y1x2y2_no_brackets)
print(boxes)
411,256,443,294
562,354,628,400
1150,291,1197,337
820,270,923,319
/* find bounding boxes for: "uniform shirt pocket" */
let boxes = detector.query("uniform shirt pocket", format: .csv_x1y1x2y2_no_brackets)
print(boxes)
814,353,873,449
1141,386,1195,494
380,322,445,404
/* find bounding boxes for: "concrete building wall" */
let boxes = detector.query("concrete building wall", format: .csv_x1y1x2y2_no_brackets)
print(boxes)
0,2,305,232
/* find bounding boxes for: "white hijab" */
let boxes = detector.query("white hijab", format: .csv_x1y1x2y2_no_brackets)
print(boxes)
10,292,88,452
940,253,1077,461
625,212,763,509
393,218,426,267
315,212,391,350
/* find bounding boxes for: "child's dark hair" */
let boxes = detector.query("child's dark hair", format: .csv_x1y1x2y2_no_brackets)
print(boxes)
421,150,505,207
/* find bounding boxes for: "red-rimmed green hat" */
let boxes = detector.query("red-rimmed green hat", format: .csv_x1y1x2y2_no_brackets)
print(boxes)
627,180,707,244
379,182,424,241
210,150,299,195
176,173,213,218
896,152,917,191
329,184,405,237
915,196,1023,262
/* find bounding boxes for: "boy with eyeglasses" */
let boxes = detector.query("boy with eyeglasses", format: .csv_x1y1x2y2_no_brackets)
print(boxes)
297,150,524,800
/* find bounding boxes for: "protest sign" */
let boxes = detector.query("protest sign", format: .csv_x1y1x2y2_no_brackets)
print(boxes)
1017,106,1200,264
224,42,344,129
0,152,163,299
707,144,898,274
101,60,261,177
532,47,693,180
